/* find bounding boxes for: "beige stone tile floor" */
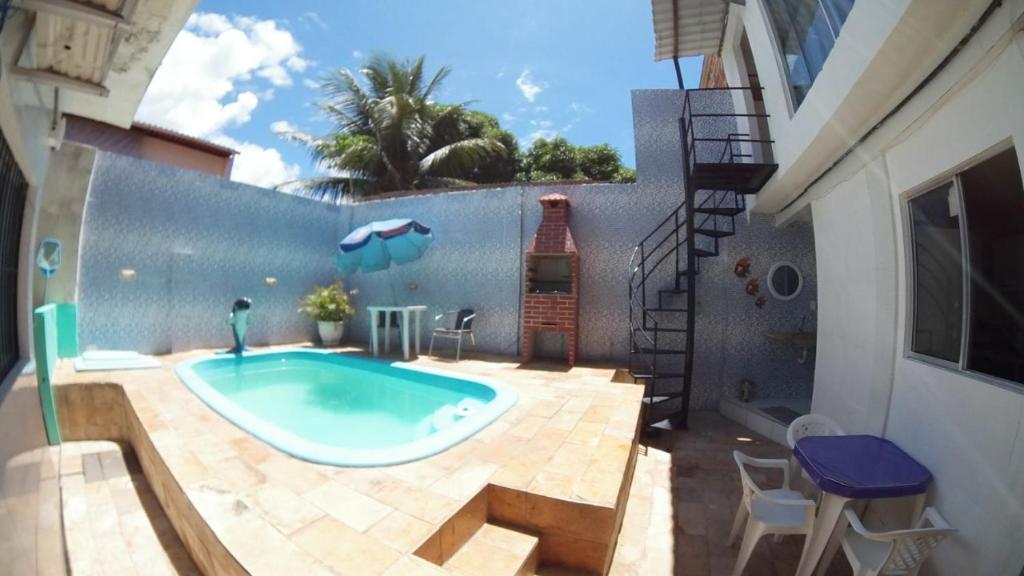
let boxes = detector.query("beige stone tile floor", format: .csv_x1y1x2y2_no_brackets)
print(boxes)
0,370,66,576
610,411,853,576
53,346,645,575
59,440,199,575
52,346,858,576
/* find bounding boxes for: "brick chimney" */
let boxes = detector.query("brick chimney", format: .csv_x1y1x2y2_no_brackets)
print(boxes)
521,193,579,366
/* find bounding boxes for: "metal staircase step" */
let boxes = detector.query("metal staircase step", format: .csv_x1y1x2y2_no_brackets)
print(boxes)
632,326,688,334
635,347,686,355
642,307,687,313
643,393,686,405
691,161,779,193
695,228,734,238
695,206,744,216
635,326,687,333
658,288,688,295
694,247,717,257
629,371,685,379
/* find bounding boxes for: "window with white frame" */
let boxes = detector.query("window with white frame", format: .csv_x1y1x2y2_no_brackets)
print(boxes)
764,0,855,110
907,147,1024,386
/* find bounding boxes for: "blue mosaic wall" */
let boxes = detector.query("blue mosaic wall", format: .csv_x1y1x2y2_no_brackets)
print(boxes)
78,153,343,354
76,89,816,408
338,181,682,361
691,214,818,407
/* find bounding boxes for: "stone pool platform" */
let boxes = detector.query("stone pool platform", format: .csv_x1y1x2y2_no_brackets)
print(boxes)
53,346,645,575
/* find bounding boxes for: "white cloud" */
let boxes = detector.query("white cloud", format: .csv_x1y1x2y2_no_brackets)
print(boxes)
136,12,307,138
189,12,232,34
215,135,300,188
270,120,296,134
516,69,544,102
352,50,364,60
526,119,557,144
135,12,310,189
534,105,548,112
303,78,320,89
570,101,594,114
301,11,328,30
496,69,505,79
501,112,516,124
287,56,310,72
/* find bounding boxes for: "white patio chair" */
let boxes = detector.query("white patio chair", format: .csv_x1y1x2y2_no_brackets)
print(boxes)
729,451,816,576
786,413,846,449
428,309,476,362
840,507,955,576
787,413,845,489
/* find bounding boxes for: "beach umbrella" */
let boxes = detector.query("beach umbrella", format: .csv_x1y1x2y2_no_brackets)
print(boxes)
336,218,433,274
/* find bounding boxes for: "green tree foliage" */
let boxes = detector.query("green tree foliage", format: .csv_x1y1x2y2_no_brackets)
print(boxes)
522,137,578,180
518,138,636,183
430,107,520,184
612,167,637,183
577,144,621,181
276,54,636,201
277,54,508,199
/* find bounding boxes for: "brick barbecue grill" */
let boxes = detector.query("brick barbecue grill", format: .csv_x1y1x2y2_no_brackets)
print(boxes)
521,193,579,366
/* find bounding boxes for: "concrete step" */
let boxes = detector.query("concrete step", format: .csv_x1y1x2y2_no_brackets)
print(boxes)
443,522,540,576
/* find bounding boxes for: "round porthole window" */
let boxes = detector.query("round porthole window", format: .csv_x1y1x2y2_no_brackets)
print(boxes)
767,261,802,301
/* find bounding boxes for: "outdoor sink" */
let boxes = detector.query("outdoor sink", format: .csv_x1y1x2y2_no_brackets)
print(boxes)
766,331,817,348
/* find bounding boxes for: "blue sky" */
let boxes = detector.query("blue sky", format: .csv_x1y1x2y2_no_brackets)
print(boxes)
136,1,701,187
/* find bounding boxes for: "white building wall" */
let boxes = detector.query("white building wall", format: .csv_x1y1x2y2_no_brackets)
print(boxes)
809,159,897,437
720,0,1024,573
803,18,1024,576
881,40,1024,576
723,0,1001,213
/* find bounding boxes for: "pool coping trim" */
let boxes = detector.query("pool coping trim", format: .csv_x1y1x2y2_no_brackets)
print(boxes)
174,348,518,467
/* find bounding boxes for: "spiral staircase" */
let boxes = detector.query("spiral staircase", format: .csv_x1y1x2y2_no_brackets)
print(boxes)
628,87,778,430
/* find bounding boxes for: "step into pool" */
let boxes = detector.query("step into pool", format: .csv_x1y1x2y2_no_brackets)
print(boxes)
175,349,517,467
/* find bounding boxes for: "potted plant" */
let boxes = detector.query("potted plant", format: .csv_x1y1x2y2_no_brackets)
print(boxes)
300,281,354,346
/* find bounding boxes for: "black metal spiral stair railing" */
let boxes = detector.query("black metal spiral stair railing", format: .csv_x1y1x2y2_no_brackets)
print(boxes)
628,87,778,430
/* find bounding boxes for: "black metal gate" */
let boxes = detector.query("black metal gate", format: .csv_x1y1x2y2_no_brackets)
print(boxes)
0,128,28,380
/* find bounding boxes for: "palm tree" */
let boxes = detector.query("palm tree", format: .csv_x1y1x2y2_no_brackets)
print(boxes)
277,55,508,200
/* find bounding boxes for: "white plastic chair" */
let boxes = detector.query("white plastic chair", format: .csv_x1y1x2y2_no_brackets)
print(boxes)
840,507,955,576
787,413,845,488
786,413,845,449
729,451,816,576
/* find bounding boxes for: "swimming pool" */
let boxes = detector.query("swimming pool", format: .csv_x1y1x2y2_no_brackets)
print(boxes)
174,349,517,467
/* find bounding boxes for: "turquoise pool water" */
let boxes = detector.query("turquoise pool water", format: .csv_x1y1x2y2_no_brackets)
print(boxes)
175,350,516,466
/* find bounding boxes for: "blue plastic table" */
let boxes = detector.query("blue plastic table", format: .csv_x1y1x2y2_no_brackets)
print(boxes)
792,435,932,576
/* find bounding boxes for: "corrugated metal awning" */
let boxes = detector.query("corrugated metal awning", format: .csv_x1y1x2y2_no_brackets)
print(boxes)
10,0,136,96
651,0,730,61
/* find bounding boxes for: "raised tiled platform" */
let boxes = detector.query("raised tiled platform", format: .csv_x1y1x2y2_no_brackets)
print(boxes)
53,346,644,575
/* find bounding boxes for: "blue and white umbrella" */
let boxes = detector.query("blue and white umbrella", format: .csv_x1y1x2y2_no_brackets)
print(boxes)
336,218,433,275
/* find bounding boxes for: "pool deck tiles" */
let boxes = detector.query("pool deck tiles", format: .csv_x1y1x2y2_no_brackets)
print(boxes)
53,346,644,575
